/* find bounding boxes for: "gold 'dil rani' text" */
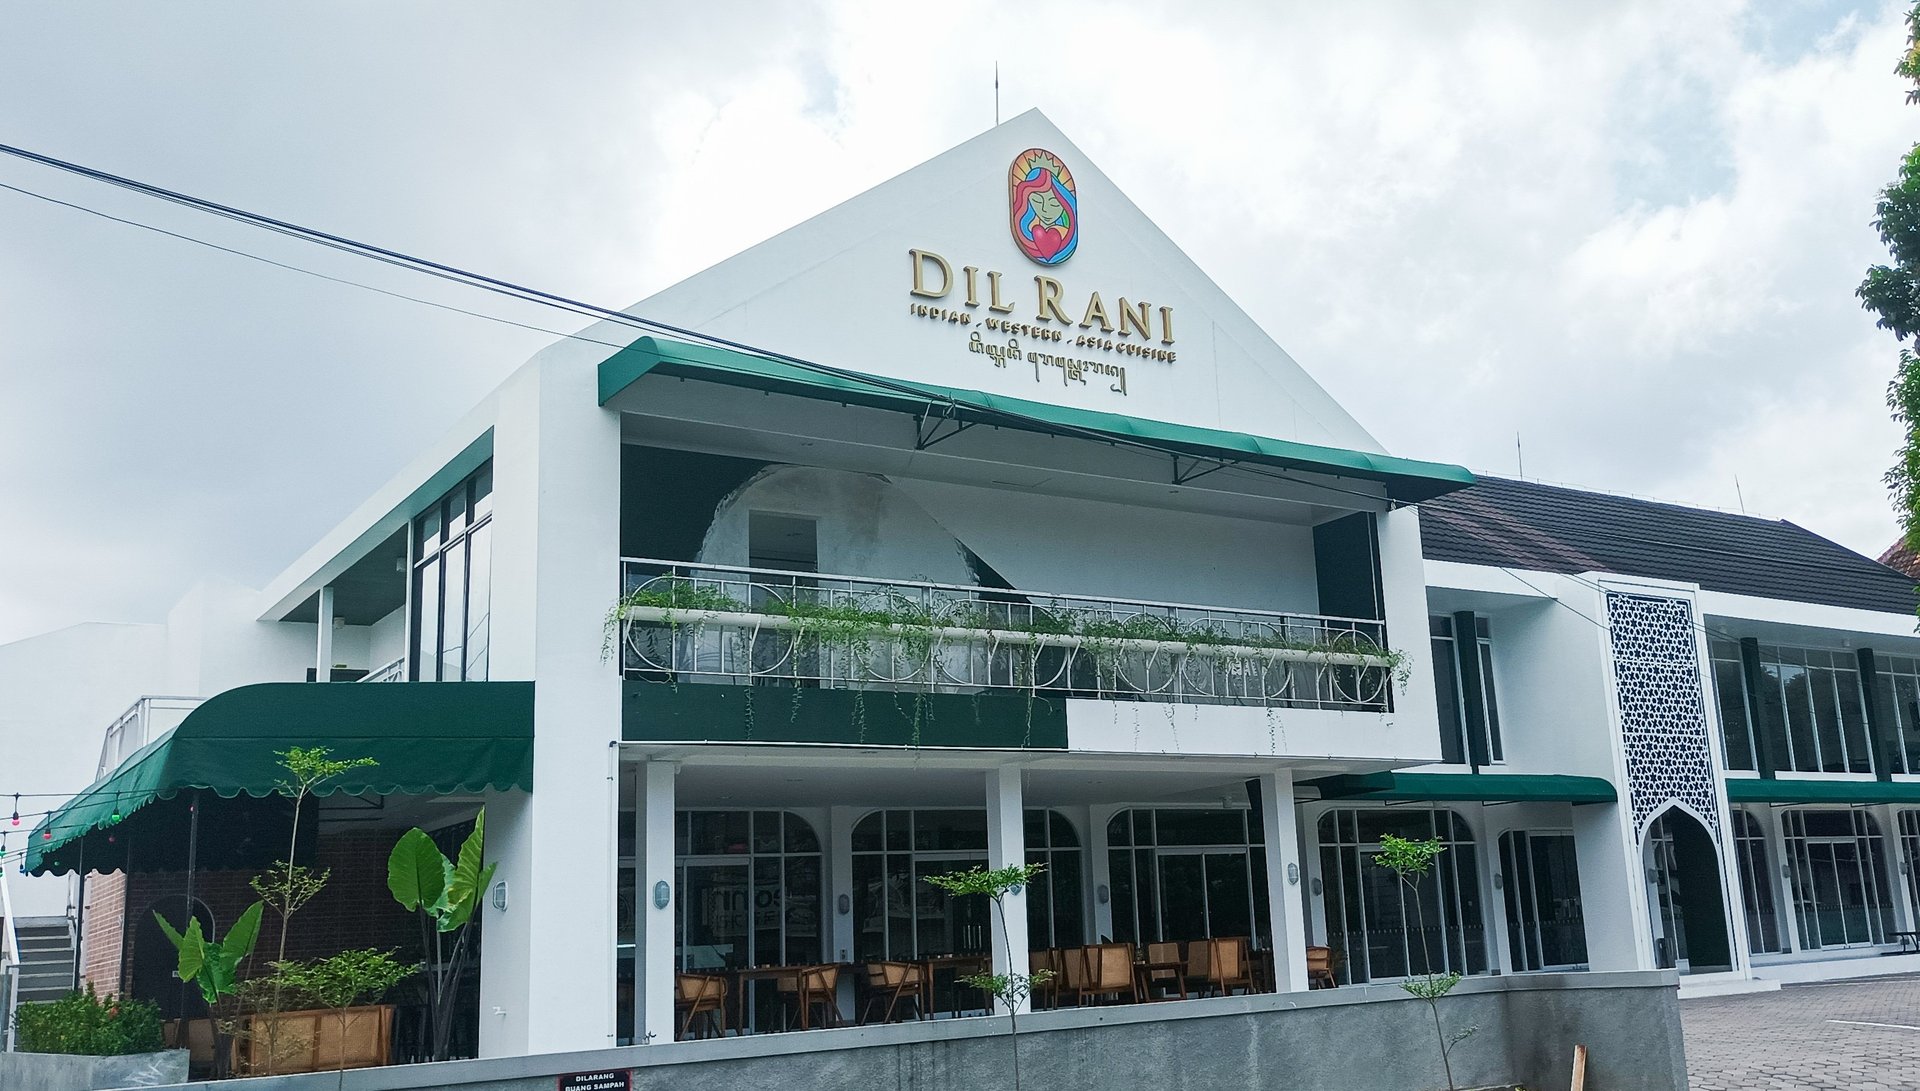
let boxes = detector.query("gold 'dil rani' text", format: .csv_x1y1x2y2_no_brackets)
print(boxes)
907,248,1177,364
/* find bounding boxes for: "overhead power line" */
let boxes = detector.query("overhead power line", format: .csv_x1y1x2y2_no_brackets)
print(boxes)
0,141,1403,509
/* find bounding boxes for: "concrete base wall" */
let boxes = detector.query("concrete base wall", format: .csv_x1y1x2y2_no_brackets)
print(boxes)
0,1049,188,1091
132,971,1683,1091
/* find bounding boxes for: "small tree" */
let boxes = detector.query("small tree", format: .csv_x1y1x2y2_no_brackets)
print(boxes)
1373,835,1476,1091
923,863,1049,1091
244,747,376,1072
388,811,496,1062
267,949,413,1071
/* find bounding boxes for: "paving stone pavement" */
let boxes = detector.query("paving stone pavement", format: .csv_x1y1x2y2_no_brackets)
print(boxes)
1683,974,1920,1089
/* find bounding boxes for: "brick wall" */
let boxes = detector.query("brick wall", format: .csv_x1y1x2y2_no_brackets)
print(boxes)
82,828,422,1000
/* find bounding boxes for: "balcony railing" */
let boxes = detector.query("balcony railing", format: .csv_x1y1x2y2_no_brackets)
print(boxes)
616,559,1399,712
361,657,406,683
96,696,203,778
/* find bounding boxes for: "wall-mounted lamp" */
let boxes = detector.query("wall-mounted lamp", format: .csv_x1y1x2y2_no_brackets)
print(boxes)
490,880,509,912
1096,884,1110,905
653,880,671,910
1286,863,1300,886
1310,877,1323,896
837,893,851,915
1781,862,1792,880
1492,873,1503,891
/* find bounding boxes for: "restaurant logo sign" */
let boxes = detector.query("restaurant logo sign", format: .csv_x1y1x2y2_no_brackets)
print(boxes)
1008,148,1077,266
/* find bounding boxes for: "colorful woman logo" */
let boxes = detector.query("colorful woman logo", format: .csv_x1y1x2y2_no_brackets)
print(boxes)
1008,148,1077,266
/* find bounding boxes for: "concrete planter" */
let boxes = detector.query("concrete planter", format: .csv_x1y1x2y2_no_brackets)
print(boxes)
0,1047,189,1091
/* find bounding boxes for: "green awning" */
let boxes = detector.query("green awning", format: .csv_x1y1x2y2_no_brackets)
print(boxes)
598,337,1476,504
1303,772,1618,804
28,681,534,875
1724,778,1920,805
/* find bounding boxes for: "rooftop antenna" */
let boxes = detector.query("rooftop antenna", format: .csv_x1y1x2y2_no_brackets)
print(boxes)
994,62,1001,126
1734,475,1747,514
1515,432,1524,479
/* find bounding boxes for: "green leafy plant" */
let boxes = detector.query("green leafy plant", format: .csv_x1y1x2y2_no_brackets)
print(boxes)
154,901,265,1010
264,949,413,1071
924,863,1050,1091
389,811,496,1062
1373,835,1477,1091
13,984,164,1056
1862,6,1920,563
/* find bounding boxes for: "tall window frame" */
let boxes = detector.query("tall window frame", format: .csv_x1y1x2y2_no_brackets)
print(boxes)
410,462,493,681
1707,642,1875,774
1731,809,1783,954
1429,616,1502,765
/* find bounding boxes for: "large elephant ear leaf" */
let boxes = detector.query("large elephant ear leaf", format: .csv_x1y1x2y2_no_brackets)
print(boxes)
220,901,265,964
448,860,498,931
446,812,488,915
173,916,207,986
388,827,449,912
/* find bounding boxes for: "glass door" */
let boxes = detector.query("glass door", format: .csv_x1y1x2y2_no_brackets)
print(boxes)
1500,832,1588,972
1644,819,1689,971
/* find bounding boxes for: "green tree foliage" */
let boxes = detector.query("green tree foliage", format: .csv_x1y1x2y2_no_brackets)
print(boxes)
13,985,164,1056
1860,5,1920,554
923,862,1050,1091
1373,835,1476,1091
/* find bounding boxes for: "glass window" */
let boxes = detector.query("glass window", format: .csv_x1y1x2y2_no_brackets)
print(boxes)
1732,810,1782,954
1429,615,1502,766
852,809,1077,959
411,462,493,681
1104,808,1265,949
1317,808,1487,983
1709,640,1756,770
1499,831,1587,972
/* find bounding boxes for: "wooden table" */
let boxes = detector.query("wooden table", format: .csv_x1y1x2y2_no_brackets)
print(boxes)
731,964,850,1033
1134,958,1188,1001
919,955,991,1018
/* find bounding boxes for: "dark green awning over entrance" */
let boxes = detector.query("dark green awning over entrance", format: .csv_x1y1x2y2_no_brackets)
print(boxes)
28,681,534,875
1724,778,1920,805
598,337,1476,504
1303,772,1618,804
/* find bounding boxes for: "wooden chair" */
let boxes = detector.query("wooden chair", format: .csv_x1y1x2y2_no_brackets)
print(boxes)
860,961,925,1024
1067,941,1098,998
777,964,844,1029
1193,937,1254,997
1138,940,1187,1000
1306,945,1339,990
1079,942,1139,1005
675,973,728,1040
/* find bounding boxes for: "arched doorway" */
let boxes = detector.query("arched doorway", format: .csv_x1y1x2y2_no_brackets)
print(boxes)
132,895,215,1021
1643,808,1733,973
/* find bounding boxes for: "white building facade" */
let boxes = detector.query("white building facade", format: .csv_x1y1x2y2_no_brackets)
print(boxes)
5,112,1914,1062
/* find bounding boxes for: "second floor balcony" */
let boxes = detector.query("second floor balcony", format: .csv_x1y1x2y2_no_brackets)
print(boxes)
614,559,1403,713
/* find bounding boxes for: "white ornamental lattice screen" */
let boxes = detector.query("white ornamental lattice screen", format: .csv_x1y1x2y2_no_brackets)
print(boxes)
1606,591,1720,843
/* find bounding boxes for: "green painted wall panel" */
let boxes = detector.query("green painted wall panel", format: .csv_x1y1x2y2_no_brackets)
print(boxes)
622,681,1067,749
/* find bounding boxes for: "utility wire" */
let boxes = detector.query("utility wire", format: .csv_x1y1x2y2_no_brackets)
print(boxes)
0,142,1405,510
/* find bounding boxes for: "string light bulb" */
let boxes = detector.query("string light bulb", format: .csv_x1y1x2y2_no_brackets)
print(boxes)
9,793,17,826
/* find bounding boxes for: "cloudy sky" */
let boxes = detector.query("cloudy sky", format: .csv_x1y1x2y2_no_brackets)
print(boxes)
1,1,1916,646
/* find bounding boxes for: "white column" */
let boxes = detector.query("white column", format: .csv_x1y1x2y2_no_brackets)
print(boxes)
476,352,624,1058
829,806,858,964
1087,804,1118,942
1258,770,1309,992
1572,803,1655,970
984,765,1030,1015
315,584,335,681
1477,806,1515,975
638,761,678,1044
